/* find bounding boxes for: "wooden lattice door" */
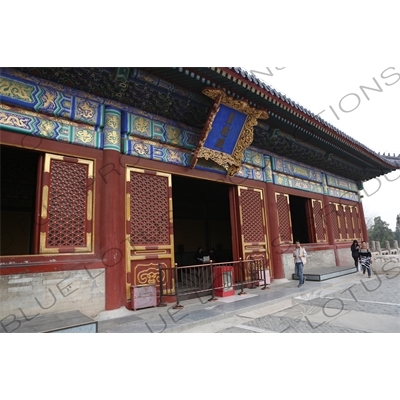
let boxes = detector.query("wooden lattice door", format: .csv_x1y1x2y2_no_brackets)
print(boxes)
236,186,271,276
351,205,362,239
39,154,94,253
275,193,293,244
125,168,175,301
311,199,327,243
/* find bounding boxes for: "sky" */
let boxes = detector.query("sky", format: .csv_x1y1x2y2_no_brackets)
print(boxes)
247,67,400,231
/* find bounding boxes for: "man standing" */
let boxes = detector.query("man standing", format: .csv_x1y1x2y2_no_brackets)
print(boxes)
293,240,307,288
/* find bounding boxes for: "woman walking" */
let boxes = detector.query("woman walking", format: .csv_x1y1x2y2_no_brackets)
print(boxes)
351,240,360,270
359,241,372,277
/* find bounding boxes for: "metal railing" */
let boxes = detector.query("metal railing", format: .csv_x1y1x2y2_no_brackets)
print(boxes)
154,257,270,309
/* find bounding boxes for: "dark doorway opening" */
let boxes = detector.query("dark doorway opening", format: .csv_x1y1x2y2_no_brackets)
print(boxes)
289,195,311,244
1,145,40,255
172,175,233,265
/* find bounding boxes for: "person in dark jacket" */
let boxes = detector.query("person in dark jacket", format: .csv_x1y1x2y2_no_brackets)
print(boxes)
351,240,360,270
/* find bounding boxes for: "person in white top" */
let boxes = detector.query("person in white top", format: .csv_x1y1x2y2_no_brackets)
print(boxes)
293,240,307,288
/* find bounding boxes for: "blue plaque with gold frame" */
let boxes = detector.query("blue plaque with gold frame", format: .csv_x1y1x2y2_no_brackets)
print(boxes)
192,89,268,176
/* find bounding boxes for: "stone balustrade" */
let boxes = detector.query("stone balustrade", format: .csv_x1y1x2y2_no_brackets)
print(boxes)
368,239,400,263
376,241,389,255
384,240,398,255
369,241,379,257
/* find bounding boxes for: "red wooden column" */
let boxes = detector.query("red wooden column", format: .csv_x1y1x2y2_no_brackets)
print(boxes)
265,182,285,279
100,107,125,310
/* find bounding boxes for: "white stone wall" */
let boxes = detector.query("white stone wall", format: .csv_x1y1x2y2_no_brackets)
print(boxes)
0,269,105,328
336,247,355,267
281,249,337,279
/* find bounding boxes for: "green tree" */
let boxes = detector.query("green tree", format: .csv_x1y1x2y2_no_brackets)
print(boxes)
395,214,400,245
368,216,395,248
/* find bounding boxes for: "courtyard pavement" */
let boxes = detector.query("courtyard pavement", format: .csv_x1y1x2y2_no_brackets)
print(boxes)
96,260,400,333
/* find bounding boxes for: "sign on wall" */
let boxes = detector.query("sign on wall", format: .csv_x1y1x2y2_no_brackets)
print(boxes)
191,89,268,176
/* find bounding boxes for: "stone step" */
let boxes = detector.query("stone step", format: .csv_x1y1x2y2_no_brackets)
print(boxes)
2,310,98,333
292,266,356,282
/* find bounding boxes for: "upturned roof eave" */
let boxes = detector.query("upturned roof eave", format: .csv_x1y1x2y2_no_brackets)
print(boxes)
214,67,399,171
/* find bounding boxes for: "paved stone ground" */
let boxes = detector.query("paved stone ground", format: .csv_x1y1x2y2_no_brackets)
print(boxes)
93,266,400,333
219,316,365,333
327,273,400,305
215,272,400,333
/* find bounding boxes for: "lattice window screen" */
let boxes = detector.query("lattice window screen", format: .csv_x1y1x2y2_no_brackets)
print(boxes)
330,202,341,241
346,206,355,239
276,193,292,243
240,189,265,243
352,206,362,239
312,199,326,242
129,171,170,246
40,154,93,253
338,204,347,239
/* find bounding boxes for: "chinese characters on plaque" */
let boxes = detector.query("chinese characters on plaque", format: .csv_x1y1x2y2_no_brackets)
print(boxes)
192,89,268,176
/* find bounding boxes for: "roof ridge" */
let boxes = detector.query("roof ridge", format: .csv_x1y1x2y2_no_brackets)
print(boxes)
231,67,399,169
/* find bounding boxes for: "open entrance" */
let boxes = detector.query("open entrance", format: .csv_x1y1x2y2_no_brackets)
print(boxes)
0,145,40,255
289,194,312,244
172,175,233,265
